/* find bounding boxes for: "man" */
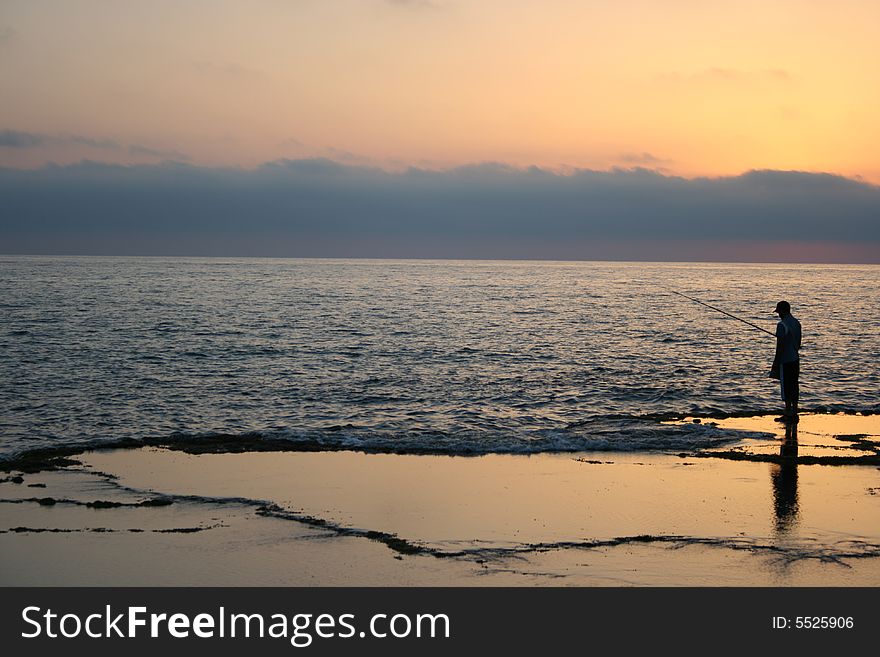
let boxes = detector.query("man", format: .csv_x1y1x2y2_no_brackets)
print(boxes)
769,300,801,422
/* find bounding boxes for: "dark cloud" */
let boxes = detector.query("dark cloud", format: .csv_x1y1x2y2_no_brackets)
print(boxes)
618,152,670,165
128,144,189,161
65,135,120,150
323,147,374,165
0,129,187,161
0,129,119,150
0,160,877,262
0,130,44,148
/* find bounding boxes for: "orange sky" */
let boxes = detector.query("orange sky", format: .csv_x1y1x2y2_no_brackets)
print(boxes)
1,0,878,182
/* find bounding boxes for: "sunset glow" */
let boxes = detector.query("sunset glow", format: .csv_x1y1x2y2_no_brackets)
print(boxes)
2,0,879,181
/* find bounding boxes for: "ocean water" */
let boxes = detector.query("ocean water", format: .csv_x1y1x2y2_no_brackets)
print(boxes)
1,256,878,460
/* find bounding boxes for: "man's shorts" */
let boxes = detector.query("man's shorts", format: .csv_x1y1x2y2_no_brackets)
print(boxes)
780,360,800,402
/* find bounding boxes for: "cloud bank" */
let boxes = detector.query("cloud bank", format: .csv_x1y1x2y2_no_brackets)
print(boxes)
1,160,878,262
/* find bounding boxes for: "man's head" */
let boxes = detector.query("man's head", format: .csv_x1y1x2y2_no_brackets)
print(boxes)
774,300,791,316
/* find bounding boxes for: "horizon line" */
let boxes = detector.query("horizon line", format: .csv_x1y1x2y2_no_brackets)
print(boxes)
3,253,878,267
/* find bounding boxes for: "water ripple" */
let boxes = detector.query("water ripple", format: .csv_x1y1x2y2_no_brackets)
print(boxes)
1,256,878,457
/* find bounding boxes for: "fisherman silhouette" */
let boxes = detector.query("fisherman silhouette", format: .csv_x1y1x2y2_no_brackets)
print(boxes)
768,301,801,423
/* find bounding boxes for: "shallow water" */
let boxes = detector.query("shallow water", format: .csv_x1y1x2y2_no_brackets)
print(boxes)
1,256,878,458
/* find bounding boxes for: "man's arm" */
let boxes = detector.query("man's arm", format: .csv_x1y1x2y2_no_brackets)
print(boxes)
769,322,785,378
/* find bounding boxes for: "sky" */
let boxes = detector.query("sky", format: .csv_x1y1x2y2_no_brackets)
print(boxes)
1,0,879,261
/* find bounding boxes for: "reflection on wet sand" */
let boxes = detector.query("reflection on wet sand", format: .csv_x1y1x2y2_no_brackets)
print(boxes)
771,423,799,536
706,412,880,460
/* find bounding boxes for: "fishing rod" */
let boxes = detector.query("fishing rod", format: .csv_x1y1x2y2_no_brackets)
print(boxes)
667,289,777,339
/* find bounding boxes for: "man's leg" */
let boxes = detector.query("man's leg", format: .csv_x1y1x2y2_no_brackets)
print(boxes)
781,363,787,417
782,362,799,421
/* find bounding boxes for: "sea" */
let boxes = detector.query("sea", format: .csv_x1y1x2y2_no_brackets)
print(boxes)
1,256,878,461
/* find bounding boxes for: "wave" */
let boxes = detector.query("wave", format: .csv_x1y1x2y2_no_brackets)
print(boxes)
150,421,752,456
2,409,876,470
0,412,767,465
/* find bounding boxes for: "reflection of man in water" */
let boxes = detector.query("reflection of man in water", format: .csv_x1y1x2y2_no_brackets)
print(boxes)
771,423,799,535
769,300,801,423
